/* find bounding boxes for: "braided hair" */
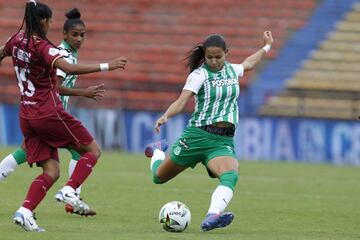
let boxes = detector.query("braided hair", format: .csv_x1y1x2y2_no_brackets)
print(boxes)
18,1,54,50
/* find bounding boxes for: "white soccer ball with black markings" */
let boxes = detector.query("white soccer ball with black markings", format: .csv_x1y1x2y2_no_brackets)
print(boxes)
159,201,191,232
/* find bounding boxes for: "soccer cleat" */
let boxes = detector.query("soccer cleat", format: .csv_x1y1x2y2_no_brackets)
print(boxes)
13,211,45,232
144,139,169,158
201,212,234,232
55,188,93,216
65,203,96,216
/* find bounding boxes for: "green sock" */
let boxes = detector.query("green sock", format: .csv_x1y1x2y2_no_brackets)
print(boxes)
219,170,238,191
151,160,163,184
12,147,27,165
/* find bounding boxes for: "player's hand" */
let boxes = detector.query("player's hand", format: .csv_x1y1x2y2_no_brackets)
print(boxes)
109,57,127,70
84,84,105,100
154,115,168,133
263,31,273,46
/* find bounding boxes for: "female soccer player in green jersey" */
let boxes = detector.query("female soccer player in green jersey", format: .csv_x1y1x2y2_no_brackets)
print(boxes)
145,31,273,231
0,8,102,215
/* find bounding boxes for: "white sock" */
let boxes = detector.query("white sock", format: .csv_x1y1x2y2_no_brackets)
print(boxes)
150,149,165,171
207,185,234,214
61,185,76,194
68,159,82,195
0,154,18,181
18,206,32,216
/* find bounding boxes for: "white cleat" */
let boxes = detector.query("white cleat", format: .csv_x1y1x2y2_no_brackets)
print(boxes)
13,211,45,232
55,187,91,215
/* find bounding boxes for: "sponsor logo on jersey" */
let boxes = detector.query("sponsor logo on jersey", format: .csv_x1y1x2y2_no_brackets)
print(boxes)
48,47,60,56
211,78,238,88
227,146,234,153
21,100,37,105
179,138,189,149
13,47,31,63
174,146,182,156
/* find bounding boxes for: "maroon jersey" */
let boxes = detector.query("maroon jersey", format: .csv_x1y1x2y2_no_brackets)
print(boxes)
4,31,63,119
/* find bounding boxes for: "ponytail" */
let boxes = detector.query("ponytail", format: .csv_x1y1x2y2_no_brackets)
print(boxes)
186,45,205,73
20,1,54,50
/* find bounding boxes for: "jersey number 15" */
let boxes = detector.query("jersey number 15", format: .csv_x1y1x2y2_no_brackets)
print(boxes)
15,66,35,97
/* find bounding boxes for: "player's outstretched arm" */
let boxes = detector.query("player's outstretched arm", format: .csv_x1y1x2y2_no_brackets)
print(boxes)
59,84,105,101
154,90,194,133
241,31,273,72
54,56,127,75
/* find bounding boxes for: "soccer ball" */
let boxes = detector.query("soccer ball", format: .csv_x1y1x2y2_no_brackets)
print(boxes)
158,201,191,232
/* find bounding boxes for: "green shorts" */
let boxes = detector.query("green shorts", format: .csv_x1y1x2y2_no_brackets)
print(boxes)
169,126,237,168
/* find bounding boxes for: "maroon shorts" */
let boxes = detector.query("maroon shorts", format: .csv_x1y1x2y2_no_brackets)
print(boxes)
20,110,94,165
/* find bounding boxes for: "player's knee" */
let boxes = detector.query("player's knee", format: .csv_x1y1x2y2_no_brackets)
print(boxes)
53,172,60,182
153,176,164,184
219,170,238,191
93,145,102,159
52,168,60,181
85,141,102,160
153,173,166,184
87,146,101,160
42,160,60,181
94,148,102,159
152,170,169,184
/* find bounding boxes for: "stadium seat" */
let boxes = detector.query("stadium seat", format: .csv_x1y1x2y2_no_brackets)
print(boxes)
259,1,360,120
0,0,318,111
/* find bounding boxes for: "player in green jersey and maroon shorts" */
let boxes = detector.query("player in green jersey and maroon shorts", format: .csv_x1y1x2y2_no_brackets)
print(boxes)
145,31,273,232
0,8,104,216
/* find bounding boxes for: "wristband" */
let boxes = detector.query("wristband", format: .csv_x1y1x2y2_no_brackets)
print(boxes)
100,63,109,72
262,44,271,53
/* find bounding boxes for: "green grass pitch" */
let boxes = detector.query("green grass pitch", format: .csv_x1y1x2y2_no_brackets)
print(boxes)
0,146,359,240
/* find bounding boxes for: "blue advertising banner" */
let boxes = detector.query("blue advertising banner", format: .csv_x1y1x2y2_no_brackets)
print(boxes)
121,111,190,152
70,108,125,150
121,113,360,165
1,104,359,165
236,117,360,165
0,105,22,145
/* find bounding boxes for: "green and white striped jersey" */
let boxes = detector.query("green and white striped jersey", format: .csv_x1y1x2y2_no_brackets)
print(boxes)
57,40,79,110
184,62,244,127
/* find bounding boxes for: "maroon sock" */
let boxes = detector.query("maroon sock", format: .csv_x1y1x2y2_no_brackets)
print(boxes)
22,173,54,211
66,152,97,190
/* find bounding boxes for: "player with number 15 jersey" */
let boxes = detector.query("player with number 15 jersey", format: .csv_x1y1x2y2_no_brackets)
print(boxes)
4,31,63,120
0,1,127,232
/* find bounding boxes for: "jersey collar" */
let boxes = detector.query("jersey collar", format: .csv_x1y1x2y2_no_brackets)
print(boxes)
204,61,228,73
61,40,78,57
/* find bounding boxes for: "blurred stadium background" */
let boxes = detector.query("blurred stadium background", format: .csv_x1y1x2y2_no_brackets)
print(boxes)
0,0,360,165
0,1,360,239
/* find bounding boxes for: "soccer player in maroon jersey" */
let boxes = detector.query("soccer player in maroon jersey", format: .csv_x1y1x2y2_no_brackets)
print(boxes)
0,7,105,217
0,1,127,232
